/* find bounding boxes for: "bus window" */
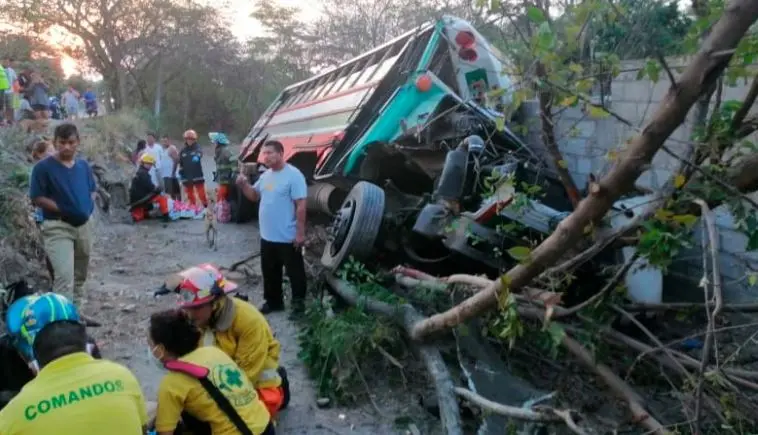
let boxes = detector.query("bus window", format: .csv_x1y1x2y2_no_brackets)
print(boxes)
353,64,378,87
371,55,400,82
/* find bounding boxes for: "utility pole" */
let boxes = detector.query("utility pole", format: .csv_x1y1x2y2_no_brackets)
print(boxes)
154,52,164,132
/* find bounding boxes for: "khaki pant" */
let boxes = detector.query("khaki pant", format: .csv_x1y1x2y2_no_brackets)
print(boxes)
41,219,92,303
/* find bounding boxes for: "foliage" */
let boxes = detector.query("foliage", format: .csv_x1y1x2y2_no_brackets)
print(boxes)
592,0,693,59
297,297,403,401
77,111,148,162
0,127,46,279
298,260,405,403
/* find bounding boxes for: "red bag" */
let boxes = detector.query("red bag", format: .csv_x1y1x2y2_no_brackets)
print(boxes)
215,200,231,223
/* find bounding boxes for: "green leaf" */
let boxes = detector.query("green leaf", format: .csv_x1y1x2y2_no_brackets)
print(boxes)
671,214,698,227
545,322,566,345
559,95,578,107
645,59,661,83
495,116,505,131
488,87,506,98
536,21,554,50
506,246,532,262
748,273,757,287
588,106,609,118
568,63,583,74
673,174,686,189
526,6,546,23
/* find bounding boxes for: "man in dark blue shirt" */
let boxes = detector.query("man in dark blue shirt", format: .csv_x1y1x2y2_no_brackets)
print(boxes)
29,123,96,304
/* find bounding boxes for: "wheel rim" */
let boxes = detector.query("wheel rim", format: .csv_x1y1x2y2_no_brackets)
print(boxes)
327,198,356,257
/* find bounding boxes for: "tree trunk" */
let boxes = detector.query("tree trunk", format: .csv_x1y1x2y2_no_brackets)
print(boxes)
536,62,582,208
409,0,758,340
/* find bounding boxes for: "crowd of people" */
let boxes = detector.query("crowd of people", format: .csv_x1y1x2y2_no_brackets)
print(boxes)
126,129,309,313
0,121,312,433
0,57,99,126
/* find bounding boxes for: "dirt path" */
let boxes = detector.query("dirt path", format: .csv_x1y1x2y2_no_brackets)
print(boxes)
83,150,403,434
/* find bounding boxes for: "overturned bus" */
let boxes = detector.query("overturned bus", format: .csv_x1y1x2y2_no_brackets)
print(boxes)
233,15,663,304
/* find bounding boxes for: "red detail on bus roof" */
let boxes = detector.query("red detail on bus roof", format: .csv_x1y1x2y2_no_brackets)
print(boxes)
455,30,475,48
459,47,478,62
275,80,380,116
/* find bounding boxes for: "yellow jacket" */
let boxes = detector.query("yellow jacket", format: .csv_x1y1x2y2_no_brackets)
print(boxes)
207,297,282,389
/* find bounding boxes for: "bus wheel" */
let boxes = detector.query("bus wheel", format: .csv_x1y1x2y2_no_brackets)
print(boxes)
321,181,385,270
230,183,258,223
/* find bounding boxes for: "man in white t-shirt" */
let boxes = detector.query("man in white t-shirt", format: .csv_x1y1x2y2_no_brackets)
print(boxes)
143,132,163,188
158,135,180,200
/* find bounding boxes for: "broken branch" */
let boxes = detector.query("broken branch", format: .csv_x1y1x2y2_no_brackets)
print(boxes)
692,198,724,431
453,387,588,435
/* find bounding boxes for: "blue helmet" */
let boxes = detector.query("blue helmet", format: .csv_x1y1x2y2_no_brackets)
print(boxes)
208,132,230,146
5,292,81,361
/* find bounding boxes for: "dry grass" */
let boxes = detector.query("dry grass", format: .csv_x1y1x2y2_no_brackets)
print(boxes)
0,126,46,283
77,111,147,163
0,111,145,284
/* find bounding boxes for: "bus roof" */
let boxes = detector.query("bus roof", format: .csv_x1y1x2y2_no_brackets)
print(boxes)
281,20,438,93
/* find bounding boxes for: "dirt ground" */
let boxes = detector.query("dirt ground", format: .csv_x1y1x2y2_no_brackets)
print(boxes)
81,150,414,434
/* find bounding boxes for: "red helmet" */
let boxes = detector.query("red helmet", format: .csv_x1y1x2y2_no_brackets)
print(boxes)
171,264,238,308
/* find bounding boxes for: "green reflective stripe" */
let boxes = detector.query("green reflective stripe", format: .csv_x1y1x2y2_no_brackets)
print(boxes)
0,68,8,89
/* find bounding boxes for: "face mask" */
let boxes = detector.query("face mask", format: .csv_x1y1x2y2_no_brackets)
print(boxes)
147,345,167,371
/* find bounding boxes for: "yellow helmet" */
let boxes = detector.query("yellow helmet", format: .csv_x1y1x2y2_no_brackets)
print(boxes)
140,153,156,165
183,129,197,140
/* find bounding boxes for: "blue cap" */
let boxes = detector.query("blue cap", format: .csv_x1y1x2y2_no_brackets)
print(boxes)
5,292,81,361
209,132,230,146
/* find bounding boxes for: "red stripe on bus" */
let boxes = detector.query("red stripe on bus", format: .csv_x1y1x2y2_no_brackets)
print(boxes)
274,80,380,116
242,131,343,164
265,106,356,129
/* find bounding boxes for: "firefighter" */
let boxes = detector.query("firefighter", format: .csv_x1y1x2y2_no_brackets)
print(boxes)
210,132,235,203
159,264,290,419
128,154,170,222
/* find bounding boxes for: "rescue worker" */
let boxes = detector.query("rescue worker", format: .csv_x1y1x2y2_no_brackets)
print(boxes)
0,293,147,434
178,129,208,207
129,153,170,222
159,264,290,419
148,309,275,435
0,61,9,125
210,132,234,202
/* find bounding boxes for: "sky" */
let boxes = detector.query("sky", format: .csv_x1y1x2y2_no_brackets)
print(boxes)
50,0,322,78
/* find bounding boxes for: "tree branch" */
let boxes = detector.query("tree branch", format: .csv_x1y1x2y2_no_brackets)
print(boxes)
453,387,588,435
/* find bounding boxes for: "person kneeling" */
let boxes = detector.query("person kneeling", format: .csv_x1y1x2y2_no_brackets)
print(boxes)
162,264,290,419
1,289,103,410
130,153,170,222
149,309,275,435
0,293,147,434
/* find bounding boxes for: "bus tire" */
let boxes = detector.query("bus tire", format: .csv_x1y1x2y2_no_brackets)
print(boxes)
321,181,384,270
229,183,258,224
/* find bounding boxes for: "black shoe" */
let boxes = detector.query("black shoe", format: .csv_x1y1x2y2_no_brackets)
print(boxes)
259,302,284,314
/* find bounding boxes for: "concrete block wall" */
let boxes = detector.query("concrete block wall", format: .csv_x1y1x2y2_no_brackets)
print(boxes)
516,57,758,303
